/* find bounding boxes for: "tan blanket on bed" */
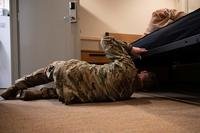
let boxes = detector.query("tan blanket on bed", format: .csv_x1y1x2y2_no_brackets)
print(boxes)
145,8,186,35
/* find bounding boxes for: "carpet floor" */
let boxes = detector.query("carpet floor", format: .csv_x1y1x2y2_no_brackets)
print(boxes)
0,92,199,133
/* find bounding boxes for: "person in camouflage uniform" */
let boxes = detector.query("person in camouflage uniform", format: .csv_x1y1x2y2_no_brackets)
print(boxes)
1,35,147,104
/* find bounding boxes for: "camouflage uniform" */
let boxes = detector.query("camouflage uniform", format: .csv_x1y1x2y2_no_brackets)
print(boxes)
2,36,139,104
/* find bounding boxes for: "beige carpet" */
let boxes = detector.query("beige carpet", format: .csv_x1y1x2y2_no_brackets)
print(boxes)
0,93,199,133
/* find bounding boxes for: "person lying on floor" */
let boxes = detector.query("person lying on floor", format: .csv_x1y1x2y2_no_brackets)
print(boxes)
1,8,184,104
1,35,156,104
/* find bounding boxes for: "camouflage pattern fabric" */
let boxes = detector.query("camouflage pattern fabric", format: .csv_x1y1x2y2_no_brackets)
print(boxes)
14,36,138,104
50,36,138,104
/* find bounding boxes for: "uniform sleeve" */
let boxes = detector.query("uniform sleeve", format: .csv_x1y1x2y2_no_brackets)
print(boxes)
100,35,135,61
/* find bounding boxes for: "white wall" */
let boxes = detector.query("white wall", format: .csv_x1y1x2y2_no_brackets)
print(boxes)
80,0,178,37
188,0,200,12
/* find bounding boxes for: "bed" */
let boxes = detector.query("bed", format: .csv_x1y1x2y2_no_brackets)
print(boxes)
132,8,200,89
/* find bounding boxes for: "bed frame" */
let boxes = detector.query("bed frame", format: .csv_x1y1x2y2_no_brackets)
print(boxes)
133,8,200,89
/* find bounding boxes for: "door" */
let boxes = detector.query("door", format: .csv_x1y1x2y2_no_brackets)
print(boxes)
18,0,80,76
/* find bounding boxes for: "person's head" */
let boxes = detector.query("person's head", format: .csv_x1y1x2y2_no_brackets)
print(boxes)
136,70,158,91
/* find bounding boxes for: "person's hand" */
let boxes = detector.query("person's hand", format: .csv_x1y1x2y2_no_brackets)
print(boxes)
131,46,148,58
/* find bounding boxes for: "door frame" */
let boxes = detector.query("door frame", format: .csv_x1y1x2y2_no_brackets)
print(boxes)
10,0,20,83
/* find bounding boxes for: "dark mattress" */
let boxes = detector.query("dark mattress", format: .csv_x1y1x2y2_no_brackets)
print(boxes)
132,8,200,68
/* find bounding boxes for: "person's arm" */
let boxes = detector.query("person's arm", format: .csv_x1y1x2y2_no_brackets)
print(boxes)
130,46,148,58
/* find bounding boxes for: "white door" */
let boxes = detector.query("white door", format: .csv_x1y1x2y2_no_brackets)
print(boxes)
18,0,80,76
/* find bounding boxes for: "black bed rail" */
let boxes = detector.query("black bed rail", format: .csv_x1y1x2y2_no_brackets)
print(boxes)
142,33,200,57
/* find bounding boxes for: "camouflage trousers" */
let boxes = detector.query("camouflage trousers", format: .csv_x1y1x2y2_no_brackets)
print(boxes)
16,36,138,104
